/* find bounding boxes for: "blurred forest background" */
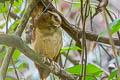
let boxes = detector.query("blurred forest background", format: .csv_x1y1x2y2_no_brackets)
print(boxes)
0,0,120,80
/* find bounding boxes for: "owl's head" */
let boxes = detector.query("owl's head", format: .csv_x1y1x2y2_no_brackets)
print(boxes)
48,11,62,27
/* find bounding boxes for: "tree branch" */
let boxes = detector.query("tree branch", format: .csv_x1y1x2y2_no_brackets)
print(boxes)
39,1,120,46
0,0,39,79
55,8,120,46
59,11,120,46
0,34,78,80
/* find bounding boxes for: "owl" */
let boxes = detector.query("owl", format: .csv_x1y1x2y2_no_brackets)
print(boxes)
31,6,62,80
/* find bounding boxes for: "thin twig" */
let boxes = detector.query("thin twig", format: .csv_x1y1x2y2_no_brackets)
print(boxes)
98,44,112,59
63,40,73,68
80,0,84,79
11,59,20,80
6,0,14,33
102,3,120,78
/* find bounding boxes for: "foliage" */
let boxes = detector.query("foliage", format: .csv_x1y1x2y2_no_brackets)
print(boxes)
60,46,82,53
7,61,24,72
0,0,120,80
0,3,7,13
97,19,120,40
66,64,103,80
108,70,118,80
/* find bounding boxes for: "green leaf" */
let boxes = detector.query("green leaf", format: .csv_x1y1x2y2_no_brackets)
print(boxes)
0,53,5,59
97,19,120,40
108,70,118,80
72,0,87,8
0,3,7,13
85,76,95,80
8,61,24,72
97,29,107,41
66,64,103,77
9,19,21,34
110,19,120,34
5,78,13,80
60,46,82,53
16,61,24,70
66,64,81,75
52,0,59,4
73,3,80,8
13,7,20,14
12,49,20,59
7,68,13,72
20,9,25,16
12,0,22,7
0,23,5,29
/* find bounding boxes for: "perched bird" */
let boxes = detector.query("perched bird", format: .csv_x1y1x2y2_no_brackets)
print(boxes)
31,6,62,80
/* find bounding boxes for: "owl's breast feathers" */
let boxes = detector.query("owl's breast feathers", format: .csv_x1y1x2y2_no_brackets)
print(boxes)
32,11,62,60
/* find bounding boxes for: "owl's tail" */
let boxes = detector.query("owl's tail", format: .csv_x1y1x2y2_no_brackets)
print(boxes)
35,63,50,80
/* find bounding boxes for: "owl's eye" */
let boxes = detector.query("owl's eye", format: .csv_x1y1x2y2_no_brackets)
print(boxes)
54,16,60,23
51,15,61,27
48,11,61,27
51,16,60,27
